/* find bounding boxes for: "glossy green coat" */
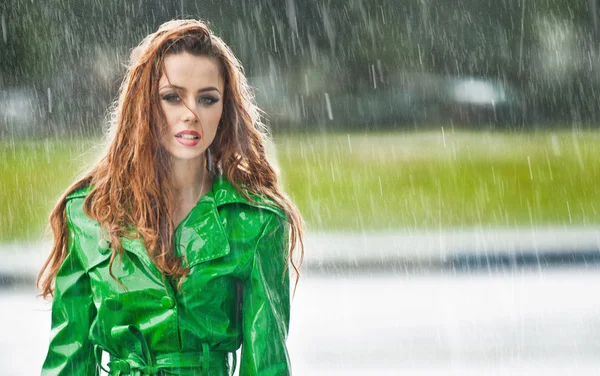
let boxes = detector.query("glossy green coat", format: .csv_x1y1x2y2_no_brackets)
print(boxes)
42,176,291,375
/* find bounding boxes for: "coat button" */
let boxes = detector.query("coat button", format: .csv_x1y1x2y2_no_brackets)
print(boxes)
161,296,176,309
98,238,111,254
104,298,123,311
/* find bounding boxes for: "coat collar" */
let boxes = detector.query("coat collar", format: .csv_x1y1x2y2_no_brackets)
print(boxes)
67,175,285,218
66,175,285,276
173,175,286,266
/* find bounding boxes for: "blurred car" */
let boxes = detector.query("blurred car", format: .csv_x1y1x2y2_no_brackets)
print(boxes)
0,88,42,137
440,77,525,127
250,72,527,130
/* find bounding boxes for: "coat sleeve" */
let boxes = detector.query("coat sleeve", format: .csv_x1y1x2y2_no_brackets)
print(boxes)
42,201,98,375
240,212,291,376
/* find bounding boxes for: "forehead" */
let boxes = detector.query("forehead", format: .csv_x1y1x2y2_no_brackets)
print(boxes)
159,52,223,90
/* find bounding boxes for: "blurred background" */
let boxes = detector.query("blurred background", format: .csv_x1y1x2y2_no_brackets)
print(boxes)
1,0,600,374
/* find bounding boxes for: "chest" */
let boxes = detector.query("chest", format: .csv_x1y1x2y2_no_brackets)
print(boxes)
73,204,261,297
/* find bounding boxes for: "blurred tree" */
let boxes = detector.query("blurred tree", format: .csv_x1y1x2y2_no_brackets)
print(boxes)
2,0,600,133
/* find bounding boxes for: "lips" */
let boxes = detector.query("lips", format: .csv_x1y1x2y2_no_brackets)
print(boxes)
175,130,201,147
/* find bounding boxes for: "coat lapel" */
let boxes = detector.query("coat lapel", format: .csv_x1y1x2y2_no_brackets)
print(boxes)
211,176,286,218
173,176,285,267
174,197,230,267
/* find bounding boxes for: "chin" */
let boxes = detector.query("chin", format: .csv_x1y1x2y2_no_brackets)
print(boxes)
172,152,206,161
167,147,207,161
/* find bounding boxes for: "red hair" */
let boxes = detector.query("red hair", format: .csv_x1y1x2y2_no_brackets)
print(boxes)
38,19,304,297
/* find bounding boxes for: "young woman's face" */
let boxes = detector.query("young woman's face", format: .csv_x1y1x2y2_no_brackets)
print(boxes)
158,52,225,161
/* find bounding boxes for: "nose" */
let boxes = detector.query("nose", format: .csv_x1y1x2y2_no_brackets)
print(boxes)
182,103,199,123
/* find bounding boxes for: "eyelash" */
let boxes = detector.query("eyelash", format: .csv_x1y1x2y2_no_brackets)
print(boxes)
161,94,219,106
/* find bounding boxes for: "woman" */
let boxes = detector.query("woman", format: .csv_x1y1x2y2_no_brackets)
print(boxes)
37,19,303,376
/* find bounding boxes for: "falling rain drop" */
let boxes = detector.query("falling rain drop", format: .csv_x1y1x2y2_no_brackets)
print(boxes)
546,156,553,181
329,161,335,182
371,64,377,89
304,73,309,94
441,126,446,148
272,25,277,53
47,88,52,114
550,134,561,155
324,93,333,120
571,132,585,171
1,14,6,44
346,134,352,154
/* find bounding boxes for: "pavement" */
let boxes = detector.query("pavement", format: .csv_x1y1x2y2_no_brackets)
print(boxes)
5,267,600,375
303,226,600,273
2,226,600,285
4,227,600,374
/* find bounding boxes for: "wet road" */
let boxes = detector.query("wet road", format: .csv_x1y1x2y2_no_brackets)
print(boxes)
3,267,600,375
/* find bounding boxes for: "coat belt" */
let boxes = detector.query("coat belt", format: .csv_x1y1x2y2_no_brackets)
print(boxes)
94,325,235,376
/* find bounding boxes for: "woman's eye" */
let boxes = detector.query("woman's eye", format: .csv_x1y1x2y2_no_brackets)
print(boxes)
198,96,218,105
161,93,180,103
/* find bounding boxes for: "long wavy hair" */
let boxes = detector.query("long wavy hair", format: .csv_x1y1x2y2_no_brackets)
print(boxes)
38,19,304,298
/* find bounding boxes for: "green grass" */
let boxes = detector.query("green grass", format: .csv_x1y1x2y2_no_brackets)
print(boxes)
1,131,599,241
0,139,99,242
276,130,600,231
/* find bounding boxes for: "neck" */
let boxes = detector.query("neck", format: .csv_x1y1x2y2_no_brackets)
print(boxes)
171,156,212,203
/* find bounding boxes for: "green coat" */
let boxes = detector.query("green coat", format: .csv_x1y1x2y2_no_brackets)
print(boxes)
42,176,291,376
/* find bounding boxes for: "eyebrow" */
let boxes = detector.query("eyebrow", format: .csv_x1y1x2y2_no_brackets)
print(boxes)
159,84,221,94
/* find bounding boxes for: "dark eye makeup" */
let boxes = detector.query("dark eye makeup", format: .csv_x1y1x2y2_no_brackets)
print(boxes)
198,96,219,105
161,93,181,103
160,93,219,106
